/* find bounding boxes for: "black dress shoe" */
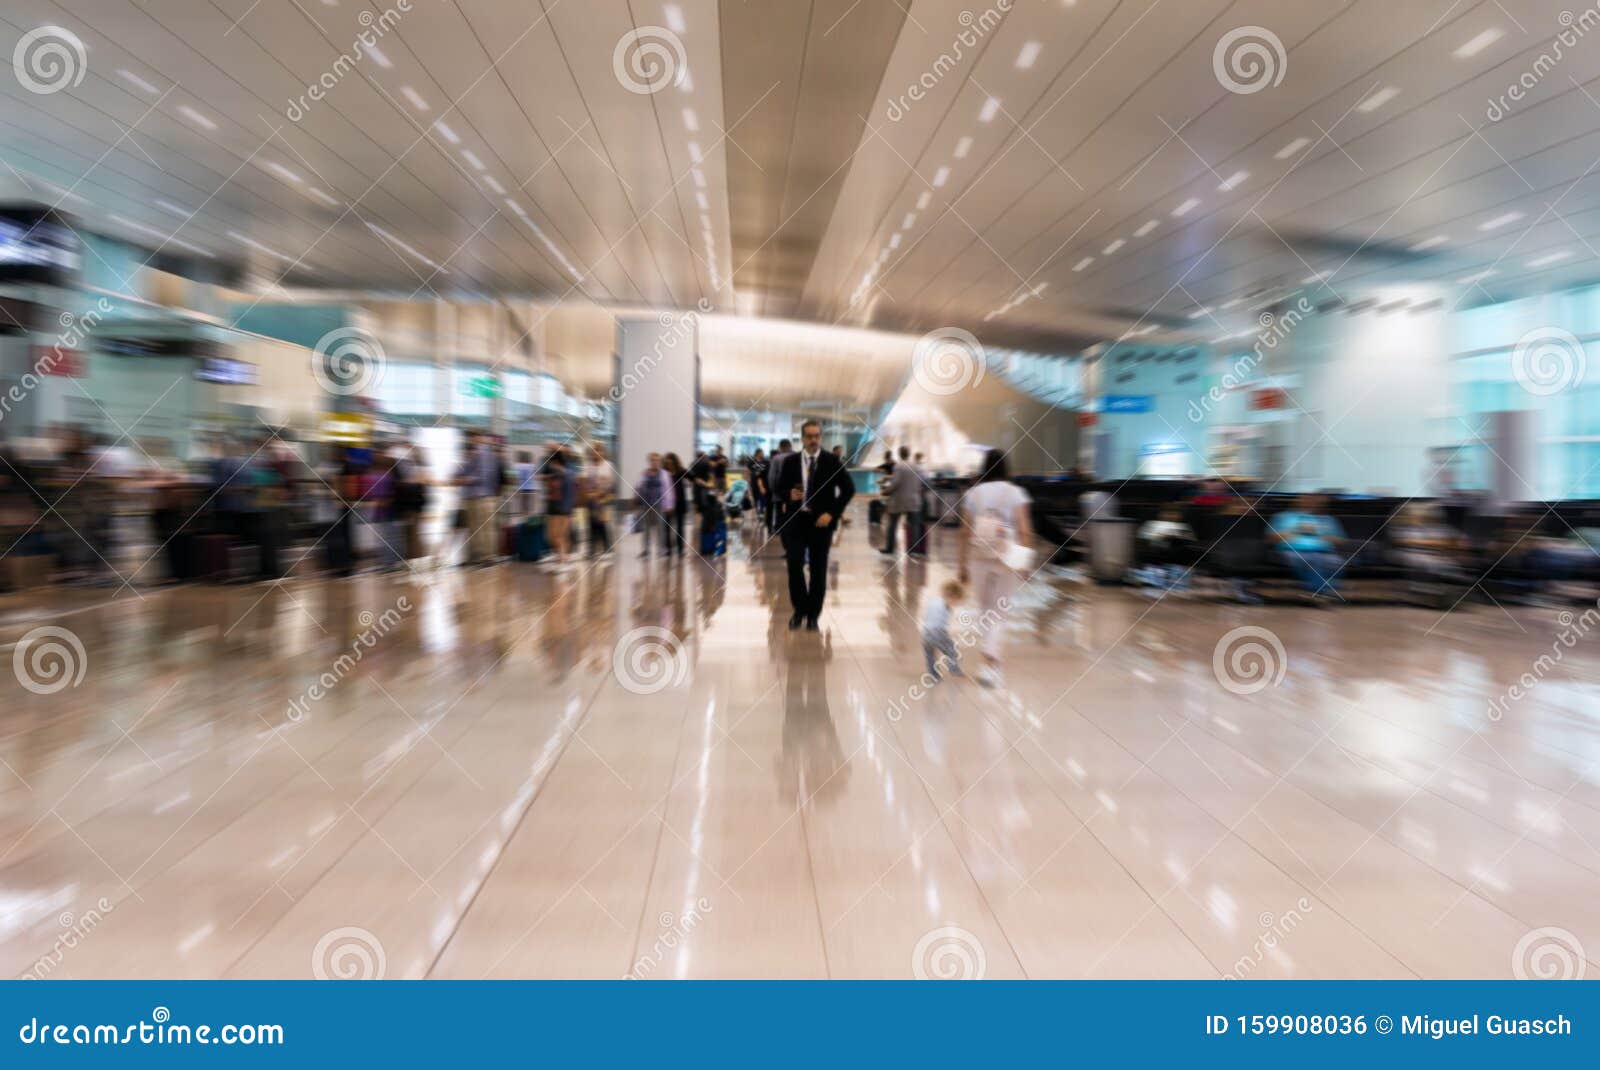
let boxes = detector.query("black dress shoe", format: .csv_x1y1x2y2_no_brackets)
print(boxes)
804,617,819,631
789,612,804,630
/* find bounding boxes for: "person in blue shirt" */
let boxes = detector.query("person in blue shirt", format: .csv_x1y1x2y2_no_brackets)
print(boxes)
1269,494,1350,599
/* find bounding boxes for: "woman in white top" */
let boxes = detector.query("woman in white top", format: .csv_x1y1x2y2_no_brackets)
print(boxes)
957,448,1033,688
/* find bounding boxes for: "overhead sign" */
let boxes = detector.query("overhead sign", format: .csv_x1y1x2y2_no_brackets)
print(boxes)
1101,394,1154,414
463,373,501,399
0,205,80,287
33,345,85,378
1249,388,1292,411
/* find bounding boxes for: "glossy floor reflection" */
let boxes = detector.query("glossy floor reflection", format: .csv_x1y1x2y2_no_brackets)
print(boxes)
2,519,1597,979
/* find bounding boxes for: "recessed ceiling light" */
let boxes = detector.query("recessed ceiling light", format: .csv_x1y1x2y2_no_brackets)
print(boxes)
307,186,340,207
1454,27,1503,59
1302,272,1327,285
1172,197,1200,217
462,149,485,170
664,4,687,33
1134,219,1159,237
682,107,699,132
695,191,708,210
1220,297,1243,310
1478,210,1523,231
979,97,1001,123
1357,85,1399,113
117,69,160,95
1187,306,1212,319
154,198,189,217
364,43,392,68
400,86,429,111
902,213,916,229
688,141,703,163
692,169,706,188
1103,239,1125,255
953,136,973,159
177,105,217,131
1458,269,1496,284
1409,235,1448,252
483,175,505,195
434,120,460,144
679,69,694,92
1527,250,1573,268
505,198,526,216
1073,257,1094,271
263,161,304,184
1218,170,1248,192
932,166,950,187
889,233,902,249
1275,137,1311,159
915,191,931,210
227,229,293,262
1015,41,1042,69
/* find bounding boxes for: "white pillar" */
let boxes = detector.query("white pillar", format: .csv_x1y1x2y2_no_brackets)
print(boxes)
615,312,698,495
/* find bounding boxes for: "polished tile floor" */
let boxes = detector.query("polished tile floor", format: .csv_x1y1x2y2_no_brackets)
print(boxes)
2,518,1597,979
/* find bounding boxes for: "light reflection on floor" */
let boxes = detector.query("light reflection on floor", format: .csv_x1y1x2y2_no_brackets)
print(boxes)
1,519,1597,979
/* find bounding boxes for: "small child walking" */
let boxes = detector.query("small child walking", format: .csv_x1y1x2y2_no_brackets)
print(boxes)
921,579,967,681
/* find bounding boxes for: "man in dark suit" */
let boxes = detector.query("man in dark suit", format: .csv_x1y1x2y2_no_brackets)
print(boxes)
771,419,855,630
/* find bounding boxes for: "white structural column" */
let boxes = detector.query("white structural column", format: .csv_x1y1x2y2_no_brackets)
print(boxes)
615,313,699,497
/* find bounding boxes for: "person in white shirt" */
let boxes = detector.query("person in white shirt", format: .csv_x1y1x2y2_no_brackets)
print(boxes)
957,448,1032,688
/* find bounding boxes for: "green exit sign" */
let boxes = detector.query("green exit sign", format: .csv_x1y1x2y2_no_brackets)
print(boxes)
463,374,501,398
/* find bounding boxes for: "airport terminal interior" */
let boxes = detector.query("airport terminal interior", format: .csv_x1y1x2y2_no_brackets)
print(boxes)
1,0,1599,980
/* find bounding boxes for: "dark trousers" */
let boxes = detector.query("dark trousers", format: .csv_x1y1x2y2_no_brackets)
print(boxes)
588,507,611,555
883,509,923,554
782,514,833,620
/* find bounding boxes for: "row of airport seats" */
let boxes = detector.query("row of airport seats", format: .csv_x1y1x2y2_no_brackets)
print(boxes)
1014,476,1600,599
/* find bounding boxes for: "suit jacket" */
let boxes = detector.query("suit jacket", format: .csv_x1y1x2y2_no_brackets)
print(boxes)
771,448,855,528
886,463,923,513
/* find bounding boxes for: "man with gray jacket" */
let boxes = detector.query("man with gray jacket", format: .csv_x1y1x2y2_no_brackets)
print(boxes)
879,445,925,556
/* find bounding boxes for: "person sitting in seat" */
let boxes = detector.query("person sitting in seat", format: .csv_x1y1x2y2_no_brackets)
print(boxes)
1269,493,1350,602
1135,505,1196,592
1390,502,1471,602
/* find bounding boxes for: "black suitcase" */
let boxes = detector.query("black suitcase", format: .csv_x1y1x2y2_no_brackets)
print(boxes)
869,499,886,525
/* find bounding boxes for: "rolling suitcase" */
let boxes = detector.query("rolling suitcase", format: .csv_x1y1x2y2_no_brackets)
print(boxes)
195,534,230,582
908,514,929,556
868,498,886,525
516,517,547,562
